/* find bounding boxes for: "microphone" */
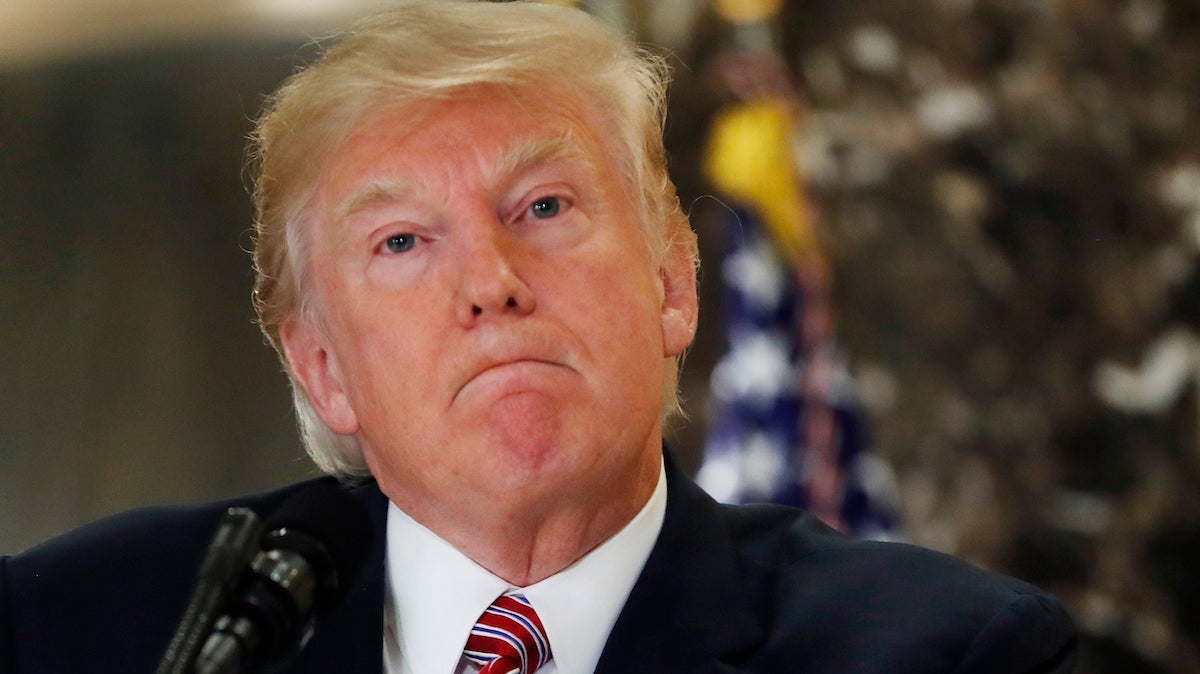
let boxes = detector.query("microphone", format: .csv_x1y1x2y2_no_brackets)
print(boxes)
191,483,373,674
156,508,265,674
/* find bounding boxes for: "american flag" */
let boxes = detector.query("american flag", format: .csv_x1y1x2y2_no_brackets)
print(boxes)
695,99,900,540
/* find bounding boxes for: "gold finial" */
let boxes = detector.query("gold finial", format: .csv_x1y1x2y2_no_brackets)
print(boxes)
713,0,783,25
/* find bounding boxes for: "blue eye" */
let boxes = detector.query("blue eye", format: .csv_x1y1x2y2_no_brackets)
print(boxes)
384,234,415,253
529,197,561,219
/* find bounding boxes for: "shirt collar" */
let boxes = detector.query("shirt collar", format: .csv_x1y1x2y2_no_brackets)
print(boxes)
384,458,667,674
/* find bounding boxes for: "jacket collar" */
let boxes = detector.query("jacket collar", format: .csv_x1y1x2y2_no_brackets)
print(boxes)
594,450,765,673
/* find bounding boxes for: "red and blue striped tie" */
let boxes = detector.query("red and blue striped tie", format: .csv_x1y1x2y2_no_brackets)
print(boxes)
464,593,553,674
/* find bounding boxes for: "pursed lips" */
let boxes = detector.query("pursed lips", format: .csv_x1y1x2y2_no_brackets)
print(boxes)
452,354,573,402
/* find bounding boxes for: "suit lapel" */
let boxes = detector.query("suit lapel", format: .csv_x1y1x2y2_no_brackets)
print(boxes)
595,453,764,674
286,480,389,674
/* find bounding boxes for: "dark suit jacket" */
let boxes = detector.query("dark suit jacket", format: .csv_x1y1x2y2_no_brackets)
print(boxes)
0,454,1078,673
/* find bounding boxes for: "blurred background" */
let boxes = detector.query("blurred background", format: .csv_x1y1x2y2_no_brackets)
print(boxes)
2,0,1198,671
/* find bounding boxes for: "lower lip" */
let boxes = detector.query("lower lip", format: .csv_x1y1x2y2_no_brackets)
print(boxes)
458,361,566,400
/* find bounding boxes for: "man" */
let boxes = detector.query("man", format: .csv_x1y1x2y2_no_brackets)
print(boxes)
0,2,1078,673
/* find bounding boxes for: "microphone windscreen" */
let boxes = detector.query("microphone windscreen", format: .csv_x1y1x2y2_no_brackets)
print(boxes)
261,482,374,610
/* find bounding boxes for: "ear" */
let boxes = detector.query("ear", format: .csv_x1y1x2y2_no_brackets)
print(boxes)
659,239,699,358
280,315,360,435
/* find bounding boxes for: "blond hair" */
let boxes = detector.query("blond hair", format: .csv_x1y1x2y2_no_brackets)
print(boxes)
250,0,697,476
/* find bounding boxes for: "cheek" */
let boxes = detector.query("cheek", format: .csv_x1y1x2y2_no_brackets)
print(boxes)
325,299,429,407
554,247,664,370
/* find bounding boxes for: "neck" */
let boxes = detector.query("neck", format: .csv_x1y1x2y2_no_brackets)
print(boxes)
381,444,663,586
456,476,657,586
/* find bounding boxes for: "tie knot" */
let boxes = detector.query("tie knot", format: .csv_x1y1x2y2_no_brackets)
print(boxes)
464,593,553,674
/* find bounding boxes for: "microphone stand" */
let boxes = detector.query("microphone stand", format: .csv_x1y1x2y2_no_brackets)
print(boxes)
156,508,264,674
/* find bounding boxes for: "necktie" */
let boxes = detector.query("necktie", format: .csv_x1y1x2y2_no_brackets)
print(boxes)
464,593,553,674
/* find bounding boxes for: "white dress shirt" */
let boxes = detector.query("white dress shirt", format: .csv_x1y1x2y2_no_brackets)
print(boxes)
382,459,667,674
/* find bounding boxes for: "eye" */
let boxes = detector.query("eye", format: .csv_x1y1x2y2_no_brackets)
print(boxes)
529,196,561,219
383,233,416,254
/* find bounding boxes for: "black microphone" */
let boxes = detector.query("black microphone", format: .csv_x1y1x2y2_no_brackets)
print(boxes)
193,483,374,674
157,508,265,674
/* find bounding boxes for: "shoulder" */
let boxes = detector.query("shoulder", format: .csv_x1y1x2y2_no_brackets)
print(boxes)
4,476,339,585
718,502,1078,673
0,476,341,673
720,499,1028,598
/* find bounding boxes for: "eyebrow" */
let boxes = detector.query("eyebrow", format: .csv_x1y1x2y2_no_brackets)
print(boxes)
493,133,596,182
332,133,596,221
334,178,418,221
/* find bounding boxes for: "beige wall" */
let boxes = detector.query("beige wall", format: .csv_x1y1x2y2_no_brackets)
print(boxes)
0,38,319,555
0,0,392,70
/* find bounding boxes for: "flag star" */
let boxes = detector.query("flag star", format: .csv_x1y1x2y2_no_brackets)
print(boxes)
711,331,795,406
695,452,742,503
739,432,789,498
723,238,787,312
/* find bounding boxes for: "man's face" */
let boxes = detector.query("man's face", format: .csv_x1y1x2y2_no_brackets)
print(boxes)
282,91,697,526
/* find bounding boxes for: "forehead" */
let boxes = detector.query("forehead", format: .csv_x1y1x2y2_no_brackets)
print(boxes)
336,135,599,220
316,92,617,212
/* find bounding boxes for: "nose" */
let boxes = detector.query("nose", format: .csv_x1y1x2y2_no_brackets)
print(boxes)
453,221,536,327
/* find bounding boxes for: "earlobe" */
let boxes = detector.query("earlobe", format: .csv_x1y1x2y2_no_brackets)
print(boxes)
280,316,361,435
659,242,699,358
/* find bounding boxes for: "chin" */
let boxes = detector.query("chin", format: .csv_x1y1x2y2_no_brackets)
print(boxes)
480,392,573,454
484,428,570,475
